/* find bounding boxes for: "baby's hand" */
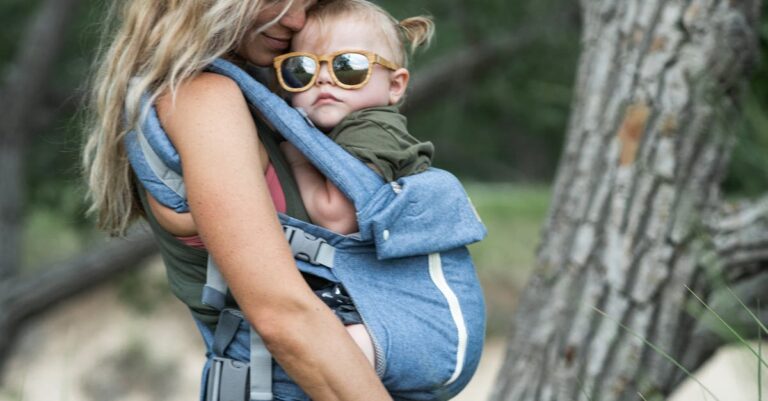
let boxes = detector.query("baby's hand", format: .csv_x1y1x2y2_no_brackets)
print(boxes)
280,141,310,167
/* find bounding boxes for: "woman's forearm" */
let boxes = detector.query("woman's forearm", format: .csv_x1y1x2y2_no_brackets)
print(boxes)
200,193,387,400
207,202,389,400
252,291,390,401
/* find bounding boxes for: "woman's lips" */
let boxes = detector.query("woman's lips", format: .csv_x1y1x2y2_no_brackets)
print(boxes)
262,33,290,51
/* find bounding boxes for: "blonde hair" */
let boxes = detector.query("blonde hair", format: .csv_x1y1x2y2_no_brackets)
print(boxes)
82,0,295,235
307,0,435,67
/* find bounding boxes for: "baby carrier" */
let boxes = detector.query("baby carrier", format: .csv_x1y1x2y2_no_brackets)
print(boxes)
125,58,487,401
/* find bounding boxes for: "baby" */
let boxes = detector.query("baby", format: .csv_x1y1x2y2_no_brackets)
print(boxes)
277,0,435,235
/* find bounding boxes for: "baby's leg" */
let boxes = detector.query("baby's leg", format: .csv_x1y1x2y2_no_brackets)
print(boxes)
345,324,375,367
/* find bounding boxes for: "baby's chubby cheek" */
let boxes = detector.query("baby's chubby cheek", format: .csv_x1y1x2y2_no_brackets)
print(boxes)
291,92,313,110
310,107,346,131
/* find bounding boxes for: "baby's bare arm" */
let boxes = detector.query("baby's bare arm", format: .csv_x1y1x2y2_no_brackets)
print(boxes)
281,142,358,234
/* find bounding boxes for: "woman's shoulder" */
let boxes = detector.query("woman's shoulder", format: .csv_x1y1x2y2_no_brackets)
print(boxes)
180,71,242,95
156,72,247,127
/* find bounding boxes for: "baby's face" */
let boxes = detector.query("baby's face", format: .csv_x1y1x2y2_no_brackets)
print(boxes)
289,17,397,131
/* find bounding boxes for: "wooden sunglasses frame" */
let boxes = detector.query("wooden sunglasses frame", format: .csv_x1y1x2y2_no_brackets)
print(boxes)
273,49,400,92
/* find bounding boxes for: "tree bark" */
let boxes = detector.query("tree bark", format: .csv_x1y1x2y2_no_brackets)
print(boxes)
492,1,763,400
0,0,83,280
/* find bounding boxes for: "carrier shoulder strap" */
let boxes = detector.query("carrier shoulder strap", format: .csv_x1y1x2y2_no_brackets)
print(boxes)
124,96,188,212
205,59,487,255
210,309,273,401
250,107,310,222
126,59,383,213
126,58,487,261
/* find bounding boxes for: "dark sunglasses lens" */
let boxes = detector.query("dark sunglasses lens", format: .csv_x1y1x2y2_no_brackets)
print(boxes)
281,56,316,89
333,53,370,86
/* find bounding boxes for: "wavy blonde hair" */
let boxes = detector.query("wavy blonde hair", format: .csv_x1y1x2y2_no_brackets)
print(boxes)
83,0,297,235
306,0,435,67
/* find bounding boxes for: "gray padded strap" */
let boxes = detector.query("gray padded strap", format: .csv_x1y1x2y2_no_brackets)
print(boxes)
250,328,273,400
136,130,187,199
203,228,331,401
203,256,228,310
212,309,241,357
212,310,273,400
204,227,334,310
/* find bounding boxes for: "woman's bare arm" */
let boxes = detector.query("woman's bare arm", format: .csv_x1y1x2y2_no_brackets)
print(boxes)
157,72,390,401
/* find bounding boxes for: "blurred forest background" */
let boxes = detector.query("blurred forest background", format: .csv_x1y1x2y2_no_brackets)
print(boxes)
1,0,767,400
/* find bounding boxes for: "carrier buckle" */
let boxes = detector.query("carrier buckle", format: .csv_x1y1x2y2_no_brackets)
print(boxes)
283,226,335,267
205,356,249,401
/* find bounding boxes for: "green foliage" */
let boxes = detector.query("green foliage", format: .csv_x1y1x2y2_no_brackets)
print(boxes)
722,7,768,197
22,206,98,271
466,184,550,335
0,0,40,76
3,0,109,246
391,0,580,181
467,183,549,273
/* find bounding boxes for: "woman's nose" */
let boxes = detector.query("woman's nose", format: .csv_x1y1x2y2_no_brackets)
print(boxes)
279,2,308,32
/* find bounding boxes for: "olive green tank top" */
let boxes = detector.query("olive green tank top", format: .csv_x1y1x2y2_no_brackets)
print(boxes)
138,109,309,330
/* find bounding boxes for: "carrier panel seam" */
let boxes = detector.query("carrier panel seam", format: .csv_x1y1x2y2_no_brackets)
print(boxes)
428,253,468,385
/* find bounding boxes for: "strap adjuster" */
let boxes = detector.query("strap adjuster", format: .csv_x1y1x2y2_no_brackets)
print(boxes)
283,226,335,267
205,356,249,401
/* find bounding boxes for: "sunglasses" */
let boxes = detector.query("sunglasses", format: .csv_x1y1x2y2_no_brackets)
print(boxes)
274,49,400,92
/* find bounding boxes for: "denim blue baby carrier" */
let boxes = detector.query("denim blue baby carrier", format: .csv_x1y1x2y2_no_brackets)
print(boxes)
125,58,487,401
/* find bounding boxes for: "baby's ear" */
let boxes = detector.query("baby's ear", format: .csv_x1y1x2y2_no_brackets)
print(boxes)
388,68,409,105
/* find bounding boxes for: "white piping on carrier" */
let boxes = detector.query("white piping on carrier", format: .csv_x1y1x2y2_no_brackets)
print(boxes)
428,253,468,385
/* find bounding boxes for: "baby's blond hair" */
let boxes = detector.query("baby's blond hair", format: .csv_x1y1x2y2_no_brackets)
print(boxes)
306,0,435,67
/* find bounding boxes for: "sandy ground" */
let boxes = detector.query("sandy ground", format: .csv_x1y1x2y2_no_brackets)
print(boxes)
1,258,766,401
454,338,768,401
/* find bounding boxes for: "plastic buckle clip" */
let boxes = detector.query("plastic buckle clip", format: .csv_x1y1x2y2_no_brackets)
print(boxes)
284,226,328,266
205,356,249,401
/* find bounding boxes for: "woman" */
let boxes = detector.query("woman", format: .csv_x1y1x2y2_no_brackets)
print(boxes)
82,1,391,400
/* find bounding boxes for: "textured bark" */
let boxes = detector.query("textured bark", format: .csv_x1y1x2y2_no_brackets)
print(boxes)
492,1,764,400
0,0,83,280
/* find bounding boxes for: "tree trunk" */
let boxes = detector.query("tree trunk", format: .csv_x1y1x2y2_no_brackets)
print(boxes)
0,0,83,279
492,1,764,400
